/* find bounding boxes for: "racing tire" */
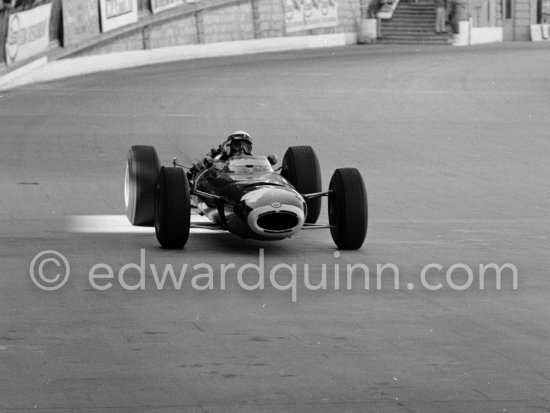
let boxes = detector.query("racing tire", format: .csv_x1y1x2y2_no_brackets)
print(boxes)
154,166,191,249
125,145,160,226
328,168,368,250
281,146,322,224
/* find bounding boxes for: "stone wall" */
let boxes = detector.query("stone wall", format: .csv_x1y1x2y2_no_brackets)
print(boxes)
256,0,286,38
149,15,198,48
81,0,362,56
203,3,256,42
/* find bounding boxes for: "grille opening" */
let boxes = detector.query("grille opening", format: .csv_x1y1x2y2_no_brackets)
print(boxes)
257,211,299,232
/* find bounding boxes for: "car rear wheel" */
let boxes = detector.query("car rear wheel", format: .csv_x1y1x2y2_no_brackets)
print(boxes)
328,168,368,250
281,145,322,224
155,166,191,249
125,145,160,226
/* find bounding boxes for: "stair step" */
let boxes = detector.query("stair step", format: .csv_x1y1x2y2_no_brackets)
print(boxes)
380,35,450,39
383,26,440,30
390,15,436,19
379,0,452,45
382,29,446,34
384,21,437,25
394,7,436,10
391,14,436,18
385,24,436,28
379,41,451,45
396,7,436,10
398,4,437,7
380,34,452,40
392,11,436,16
381,33,452,39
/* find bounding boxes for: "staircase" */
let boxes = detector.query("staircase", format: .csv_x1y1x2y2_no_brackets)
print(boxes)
379,1,452,45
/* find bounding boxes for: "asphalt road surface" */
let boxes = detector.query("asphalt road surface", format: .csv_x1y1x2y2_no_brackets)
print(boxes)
1,43,550,412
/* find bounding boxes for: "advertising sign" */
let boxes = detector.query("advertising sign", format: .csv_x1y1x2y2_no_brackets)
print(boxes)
5,3,52,65
304,0,338,30
99,0,138,32
61,0,100,46
284,0,339,33
284,0,305,32
151,0,185,13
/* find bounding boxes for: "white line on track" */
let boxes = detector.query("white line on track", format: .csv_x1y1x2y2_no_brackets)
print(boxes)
66,215,218,234
66,215,550,234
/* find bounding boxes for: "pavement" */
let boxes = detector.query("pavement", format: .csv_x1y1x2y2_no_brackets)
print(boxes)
1,42,550,412
0,33,356,91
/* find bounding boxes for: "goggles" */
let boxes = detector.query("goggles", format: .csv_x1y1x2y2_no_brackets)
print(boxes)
231,140,252,154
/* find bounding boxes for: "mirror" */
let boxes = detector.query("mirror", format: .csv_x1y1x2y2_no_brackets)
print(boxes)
267,154,278,166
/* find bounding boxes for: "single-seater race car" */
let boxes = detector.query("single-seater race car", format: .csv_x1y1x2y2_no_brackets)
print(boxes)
124,132,368,250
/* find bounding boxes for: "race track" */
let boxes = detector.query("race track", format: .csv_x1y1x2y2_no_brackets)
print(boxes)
1,43,550,412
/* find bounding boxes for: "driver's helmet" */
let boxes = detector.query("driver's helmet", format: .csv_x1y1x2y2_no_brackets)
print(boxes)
226,131,252,156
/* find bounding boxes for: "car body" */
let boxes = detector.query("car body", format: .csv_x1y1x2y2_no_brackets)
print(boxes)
192,155,306,240
124,144,368,250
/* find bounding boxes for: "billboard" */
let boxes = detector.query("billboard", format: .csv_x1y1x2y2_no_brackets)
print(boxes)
5,3,52,65
61,0,100,46
99,0,139,32
284,0,339,33
151,0,185,13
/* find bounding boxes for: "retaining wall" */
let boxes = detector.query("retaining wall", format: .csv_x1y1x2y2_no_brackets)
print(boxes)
0,0,364,88
79,0,362,56
0,0,363,73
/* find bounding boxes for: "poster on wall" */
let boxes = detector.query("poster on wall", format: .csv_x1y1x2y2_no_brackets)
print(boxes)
284,0,339,33
4,3,52,65
303,0,338,30
98,0,139,32
61,0,100,46
284,0,306,32
151,0,185,13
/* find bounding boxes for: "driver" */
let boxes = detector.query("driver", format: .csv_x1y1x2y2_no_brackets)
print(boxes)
216,131,253,159
189,131,253,177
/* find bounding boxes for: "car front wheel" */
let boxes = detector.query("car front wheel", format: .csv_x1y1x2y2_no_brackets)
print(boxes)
154,166,191,249
125,145,160,226
281,145,322,224
328,168,368,250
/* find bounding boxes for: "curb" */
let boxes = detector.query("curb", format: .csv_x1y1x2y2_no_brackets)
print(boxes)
0,33,357,90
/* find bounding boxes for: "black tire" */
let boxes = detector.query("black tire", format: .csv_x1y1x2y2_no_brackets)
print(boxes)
328,168,368,250
154,166,191,249
125,145,160,226
281,145,322,224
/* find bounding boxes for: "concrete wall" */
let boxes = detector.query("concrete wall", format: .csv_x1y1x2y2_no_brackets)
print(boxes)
470,0,498,27
148,15,198,48
256,0,286,38
79,0,362,57
203,3,256,42
515,0,533,39
470,26,504,42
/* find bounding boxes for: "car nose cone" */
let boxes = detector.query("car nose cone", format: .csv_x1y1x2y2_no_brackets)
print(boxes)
241,187,305,238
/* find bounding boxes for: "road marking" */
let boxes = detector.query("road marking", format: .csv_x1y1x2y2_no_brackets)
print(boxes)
373,218,550,225
66,215,218,234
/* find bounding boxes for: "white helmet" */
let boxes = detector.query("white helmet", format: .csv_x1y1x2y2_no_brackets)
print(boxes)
226,130,252,155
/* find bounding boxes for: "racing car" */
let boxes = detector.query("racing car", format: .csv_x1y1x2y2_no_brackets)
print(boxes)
124,134,368,250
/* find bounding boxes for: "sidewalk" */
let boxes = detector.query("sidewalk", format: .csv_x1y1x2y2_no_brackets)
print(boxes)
0,33,357,90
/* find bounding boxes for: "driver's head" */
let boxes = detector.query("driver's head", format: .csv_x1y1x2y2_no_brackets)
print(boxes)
227,131,252,156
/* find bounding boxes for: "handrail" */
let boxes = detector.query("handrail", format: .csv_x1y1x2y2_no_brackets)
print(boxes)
377,0,401,19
